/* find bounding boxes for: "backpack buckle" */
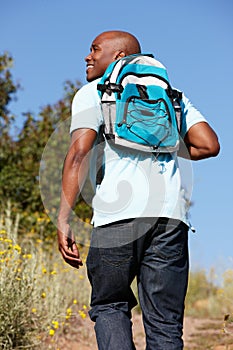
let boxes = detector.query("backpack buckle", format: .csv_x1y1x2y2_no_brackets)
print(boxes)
97,83,123,96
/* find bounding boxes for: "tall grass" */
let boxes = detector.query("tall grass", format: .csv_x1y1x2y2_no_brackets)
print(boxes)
0,203,232,349
0,204,91,349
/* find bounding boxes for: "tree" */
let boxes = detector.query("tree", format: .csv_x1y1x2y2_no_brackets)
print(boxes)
0,52,20,209
0,52,19,126
1,79,82,211
0,53,93,239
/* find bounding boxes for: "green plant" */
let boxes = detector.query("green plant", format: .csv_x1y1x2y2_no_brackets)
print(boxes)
0,204,91,349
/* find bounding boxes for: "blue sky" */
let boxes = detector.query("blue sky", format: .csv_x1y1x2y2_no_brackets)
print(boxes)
1,0,233,278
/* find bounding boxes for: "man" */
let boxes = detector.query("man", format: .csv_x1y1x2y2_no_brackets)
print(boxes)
57,30,220,349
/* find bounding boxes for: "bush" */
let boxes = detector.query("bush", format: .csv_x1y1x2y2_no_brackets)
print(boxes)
0,204,91,349
186,268,233,320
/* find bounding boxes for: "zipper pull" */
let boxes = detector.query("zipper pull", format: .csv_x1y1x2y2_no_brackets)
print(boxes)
159,162,166,174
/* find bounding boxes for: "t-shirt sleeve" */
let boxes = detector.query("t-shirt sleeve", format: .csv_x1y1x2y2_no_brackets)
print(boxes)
70,79,103,134
179,94,207,139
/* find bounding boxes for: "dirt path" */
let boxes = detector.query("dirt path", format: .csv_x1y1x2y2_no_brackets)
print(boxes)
55,313,233,350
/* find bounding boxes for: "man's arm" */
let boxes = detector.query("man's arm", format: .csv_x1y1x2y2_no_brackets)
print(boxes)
57,128,97,268
178,122,220,160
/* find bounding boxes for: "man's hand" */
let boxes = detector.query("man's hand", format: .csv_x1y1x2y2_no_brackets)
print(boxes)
57,128,97,268
57,223,83,269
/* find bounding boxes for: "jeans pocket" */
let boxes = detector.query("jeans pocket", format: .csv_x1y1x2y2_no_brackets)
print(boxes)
95,221,135,267
100,244,133,267
152,222,188,261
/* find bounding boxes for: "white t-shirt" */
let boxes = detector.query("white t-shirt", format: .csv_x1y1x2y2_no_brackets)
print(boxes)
70,79,206,227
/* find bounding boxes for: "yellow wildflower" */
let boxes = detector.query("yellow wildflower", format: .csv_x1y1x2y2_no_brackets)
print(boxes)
0,229,6,234
23,254,32,259
42,267,47,274
41,292,46,298
78,310,86,319
73,299,78,304
66,308,72,314
49,329,55,336
32,308,37,313
52,320,59,329
83,304,87,310
50,270,56,275
13,244,21,253
37,217,44,223
65,308,72,319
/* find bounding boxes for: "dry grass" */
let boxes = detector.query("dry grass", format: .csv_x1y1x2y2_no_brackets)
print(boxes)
0,205,91,349
0,203,233,349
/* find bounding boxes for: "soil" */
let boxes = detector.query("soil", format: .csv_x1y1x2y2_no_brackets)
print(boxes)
55,312,233,350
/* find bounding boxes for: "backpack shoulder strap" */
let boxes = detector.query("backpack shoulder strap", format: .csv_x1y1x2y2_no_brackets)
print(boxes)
97,53,155,97
167,89,183,132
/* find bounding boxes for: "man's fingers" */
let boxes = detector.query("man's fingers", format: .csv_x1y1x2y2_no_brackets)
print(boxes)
70,242,79,255
57,226,83,268
59,246,83,268
61,240,80,257
59,244,81,260
67,239,78,252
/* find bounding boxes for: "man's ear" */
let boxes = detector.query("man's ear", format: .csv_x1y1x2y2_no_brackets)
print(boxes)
115,51,126,60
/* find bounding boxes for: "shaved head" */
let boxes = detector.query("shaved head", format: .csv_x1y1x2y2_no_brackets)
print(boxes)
85,30,141,82
96,30,141,55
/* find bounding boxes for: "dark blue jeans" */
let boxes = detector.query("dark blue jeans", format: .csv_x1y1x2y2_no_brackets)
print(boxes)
86,217,189,350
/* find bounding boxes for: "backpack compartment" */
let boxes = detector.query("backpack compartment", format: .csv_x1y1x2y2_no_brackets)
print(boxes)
115,84,180,151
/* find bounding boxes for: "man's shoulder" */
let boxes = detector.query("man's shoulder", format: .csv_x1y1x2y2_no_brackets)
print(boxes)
72,78,101,110
76,78,101,95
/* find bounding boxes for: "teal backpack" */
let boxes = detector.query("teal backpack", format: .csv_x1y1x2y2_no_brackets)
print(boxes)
97,53,182,153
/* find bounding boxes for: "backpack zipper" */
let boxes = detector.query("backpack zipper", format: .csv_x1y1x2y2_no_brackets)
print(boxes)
120,96,172,125
117,96,172,149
